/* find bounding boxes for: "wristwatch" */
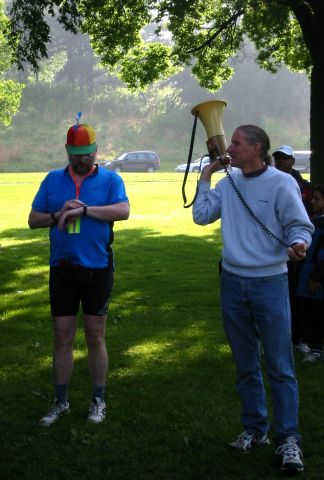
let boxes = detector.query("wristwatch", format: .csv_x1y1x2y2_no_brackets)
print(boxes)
82,204,88,216
50,212,58,224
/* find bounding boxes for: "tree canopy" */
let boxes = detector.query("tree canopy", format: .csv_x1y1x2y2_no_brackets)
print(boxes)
6,0,324,181
0,0,23,125
6,1,315,87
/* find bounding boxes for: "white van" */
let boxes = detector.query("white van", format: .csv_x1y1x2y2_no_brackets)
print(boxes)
294,150,311,173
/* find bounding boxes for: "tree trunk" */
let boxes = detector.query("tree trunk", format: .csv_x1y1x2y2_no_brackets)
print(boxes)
309,15,324,185
310,57,324,185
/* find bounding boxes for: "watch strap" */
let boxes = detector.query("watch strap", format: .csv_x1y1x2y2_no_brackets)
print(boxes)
50,212,58,224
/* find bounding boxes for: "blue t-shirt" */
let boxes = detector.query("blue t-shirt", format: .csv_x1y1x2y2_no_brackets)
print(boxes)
32,165,128,268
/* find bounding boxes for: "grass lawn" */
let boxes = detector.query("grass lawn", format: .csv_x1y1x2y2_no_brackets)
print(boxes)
0,172,323,480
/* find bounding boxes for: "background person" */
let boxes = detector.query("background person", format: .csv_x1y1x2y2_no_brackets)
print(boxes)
297,185,324,363
193,125,314,474
28,118,130,426
273,145,312,353
272,145,312,216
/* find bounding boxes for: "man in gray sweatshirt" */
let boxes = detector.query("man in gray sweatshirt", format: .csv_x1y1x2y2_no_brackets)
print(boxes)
193,125,314,474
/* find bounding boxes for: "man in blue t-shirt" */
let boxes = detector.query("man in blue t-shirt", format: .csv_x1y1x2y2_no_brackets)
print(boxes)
29,118,129,426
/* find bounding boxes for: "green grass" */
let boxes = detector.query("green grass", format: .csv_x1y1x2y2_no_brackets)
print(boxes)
0,172,323,480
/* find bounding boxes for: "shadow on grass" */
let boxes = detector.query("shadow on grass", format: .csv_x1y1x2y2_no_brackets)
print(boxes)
1,227,324,479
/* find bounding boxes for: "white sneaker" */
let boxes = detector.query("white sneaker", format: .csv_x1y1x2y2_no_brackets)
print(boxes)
88,397,106,423
276,437,304,472
40,400,70,427
229,431,270,452
294,342,310,353
302,352,321,363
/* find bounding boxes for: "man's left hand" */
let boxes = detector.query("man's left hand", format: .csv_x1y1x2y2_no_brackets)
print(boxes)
308,279,321,294
287,243,308,261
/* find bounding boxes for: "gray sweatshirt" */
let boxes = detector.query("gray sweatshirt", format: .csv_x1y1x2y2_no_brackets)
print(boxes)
193,166,314,277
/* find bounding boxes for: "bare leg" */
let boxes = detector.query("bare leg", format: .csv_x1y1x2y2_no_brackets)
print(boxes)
53,316,77,384
84,314,108,385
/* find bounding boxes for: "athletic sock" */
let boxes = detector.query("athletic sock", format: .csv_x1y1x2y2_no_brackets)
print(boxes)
92,385,105,402
55,384,68,405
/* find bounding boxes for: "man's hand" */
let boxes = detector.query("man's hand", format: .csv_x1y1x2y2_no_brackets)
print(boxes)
60,199,84,213
58,206,83,230
200,155,230,181
55,199,85,228
308,279,321,295
287,243,308,261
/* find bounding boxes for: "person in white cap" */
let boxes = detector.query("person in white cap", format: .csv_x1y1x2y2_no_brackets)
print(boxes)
273,145,312,354
272,146,312,216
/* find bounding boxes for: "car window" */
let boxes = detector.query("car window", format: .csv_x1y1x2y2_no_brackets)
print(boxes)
137,153,147,161
147,153,156,160
127,154,136,161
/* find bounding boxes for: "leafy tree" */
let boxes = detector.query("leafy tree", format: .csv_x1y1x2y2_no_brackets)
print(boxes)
0,0,23,125
6,1,324,181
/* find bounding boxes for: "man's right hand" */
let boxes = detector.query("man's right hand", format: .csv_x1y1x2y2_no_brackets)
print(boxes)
200,156,230,181
55,199,85,221
60,199,85,213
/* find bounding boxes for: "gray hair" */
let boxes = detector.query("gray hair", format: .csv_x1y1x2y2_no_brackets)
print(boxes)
236,125,272,165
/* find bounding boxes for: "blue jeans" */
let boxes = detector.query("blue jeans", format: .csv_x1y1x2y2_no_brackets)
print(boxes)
220,269,300,444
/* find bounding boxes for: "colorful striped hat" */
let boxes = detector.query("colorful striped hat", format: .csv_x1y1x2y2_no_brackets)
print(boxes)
66,114,97,154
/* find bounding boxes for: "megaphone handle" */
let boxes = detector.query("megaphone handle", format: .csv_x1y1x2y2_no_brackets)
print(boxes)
182,113,198,208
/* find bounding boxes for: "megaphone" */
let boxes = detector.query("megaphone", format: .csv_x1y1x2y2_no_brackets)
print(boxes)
191,100,227,160
182,99,228,208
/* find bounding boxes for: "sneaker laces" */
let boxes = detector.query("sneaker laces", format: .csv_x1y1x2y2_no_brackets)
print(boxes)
235,431,256,449
276,439,302,462
40,401,69,426
90,398,105,414
48,402,66,416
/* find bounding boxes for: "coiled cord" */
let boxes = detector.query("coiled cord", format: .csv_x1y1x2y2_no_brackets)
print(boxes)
225,169,289,248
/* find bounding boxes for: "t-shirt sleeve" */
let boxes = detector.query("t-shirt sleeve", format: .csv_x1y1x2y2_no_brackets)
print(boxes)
31,175,50,213
108,173,129,204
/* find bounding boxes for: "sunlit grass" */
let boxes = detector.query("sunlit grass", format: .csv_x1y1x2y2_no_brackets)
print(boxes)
0,172,323,480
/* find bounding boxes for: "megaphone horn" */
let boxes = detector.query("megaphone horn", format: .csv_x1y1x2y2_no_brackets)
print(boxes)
191,100,227,159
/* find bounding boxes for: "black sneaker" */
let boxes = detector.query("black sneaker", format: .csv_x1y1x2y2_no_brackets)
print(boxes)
276,436,304,472
229,430,270,453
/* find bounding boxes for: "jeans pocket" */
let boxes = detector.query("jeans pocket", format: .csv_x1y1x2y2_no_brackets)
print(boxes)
259,273,288,284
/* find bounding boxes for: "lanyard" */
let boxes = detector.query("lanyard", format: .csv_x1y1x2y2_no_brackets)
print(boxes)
69,165,95,199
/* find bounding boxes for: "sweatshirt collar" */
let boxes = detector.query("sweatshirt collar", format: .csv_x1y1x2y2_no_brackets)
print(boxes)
243,166,268,178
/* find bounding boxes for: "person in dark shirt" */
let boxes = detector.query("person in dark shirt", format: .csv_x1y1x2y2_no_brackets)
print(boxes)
273,145,312,352
297,185,324,362
273,146,312,216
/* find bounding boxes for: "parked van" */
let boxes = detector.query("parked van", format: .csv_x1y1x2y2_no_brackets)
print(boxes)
294,150,311,173
108,151,160,172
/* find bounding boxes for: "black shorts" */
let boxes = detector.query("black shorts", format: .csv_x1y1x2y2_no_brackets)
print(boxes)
49,261,114,316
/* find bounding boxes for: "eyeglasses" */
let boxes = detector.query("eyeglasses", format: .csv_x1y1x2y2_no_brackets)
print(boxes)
69,153,95,162
273,155,293,161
